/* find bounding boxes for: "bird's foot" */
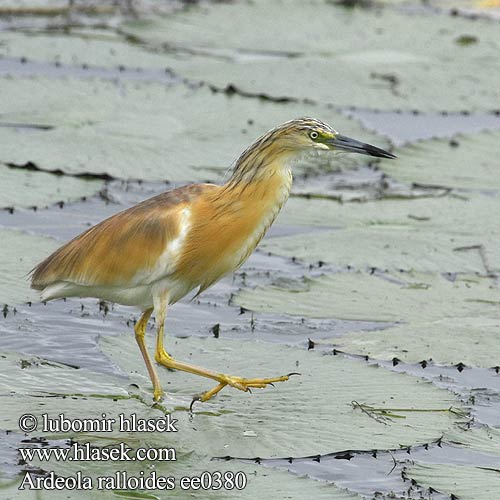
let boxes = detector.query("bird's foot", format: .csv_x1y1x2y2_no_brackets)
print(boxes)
219,372,299,392
190,372,300,409
154,350,299,409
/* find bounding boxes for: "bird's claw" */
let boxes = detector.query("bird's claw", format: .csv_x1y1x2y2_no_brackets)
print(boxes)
189,396,201,412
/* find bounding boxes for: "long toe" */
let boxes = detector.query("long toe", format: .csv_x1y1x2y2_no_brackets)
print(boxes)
192,373,299,407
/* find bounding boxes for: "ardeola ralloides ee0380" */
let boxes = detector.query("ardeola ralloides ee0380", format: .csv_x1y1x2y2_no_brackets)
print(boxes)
31,118,395,406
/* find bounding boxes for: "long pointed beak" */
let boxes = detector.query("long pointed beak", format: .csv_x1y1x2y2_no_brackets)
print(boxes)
326,134,396,159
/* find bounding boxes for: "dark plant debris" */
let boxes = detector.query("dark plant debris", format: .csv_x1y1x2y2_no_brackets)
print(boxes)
5,161,116,181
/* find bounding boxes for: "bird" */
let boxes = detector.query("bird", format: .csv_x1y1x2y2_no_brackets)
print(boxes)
30,117,395,405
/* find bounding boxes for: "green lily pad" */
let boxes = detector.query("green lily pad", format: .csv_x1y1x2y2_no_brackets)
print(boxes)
0,350,144,441
0,332,463,458
236,272,500,323
0,163,102,209
0,228,58,305
120,1,500,112
236,271,500,367
338,318,500,367
262,225,498,274
0,351,128,399
0,30,172,69
0,335,462,497
280,192,498,233
266,190,500,274
407,463,500,500
100,333,462,457
0,76,386,182
385,131,500,190
444,426,500,457
253,191,500,368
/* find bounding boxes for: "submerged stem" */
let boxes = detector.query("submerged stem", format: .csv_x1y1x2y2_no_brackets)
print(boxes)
352,401,467,421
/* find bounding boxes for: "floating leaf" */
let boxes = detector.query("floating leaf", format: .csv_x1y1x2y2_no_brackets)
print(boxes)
444,426,500,457
0,77,385,182
236,271,500,367
0,29,172,69
0,334,462,497
0,351,127,400
0,163,102,209
385,131,500,190
338,318,500,367
262,225,498,274
266,192,500,274
120,1,500,111
407,462,500,500
0,332,463,458
280,193,499,235
236,272,500,323
0,228,58,305
97,333,462,458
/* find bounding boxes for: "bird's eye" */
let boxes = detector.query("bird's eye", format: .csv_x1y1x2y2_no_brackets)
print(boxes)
309,131,319,140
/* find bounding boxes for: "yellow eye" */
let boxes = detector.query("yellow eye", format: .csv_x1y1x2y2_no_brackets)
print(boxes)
309,131,319,140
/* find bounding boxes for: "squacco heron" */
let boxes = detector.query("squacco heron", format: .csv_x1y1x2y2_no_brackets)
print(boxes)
31,118,395,405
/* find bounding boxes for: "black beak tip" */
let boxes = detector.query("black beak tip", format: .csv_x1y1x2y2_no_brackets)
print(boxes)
379,151,397,159
366,144,397,159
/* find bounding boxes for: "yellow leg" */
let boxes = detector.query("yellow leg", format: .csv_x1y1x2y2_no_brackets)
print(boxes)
134,307,163,402
153,296,298,406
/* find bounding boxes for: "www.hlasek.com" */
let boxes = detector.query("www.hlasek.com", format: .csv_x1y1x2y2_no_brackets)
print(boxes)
17,412,247,492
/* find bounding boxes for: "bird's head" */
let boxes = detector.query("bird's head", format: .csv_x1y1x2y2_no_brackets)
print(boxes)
271,117,396,159
229,117,395,185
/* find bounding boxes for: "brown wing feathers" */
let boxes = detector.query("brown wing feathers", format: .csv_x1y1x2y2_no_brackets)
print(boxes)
30,184,210,290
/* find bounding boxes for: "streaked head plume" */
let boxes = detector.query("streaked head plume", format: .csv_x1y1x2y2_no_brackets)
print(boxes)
227,117,395,185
